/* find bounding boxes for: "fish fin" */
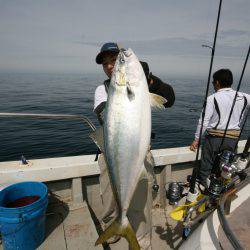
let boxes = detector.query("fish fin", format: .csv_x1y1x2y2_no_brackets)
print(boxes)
127,82,135,101
150,93,167,110
89,127,104,152
140,167,148,178
95,217,140,250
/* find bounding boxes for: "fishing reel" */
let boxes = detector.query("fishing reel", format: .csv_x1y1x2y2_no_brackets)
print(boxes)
205,150,249,195
219,150,248,180
219,150,237,180
166,182,186,205
207,177,223,196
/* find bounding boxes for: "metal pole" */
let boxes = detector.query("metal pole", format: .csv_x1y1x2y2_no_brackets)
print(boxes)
0,112,96,131
189,0,223,193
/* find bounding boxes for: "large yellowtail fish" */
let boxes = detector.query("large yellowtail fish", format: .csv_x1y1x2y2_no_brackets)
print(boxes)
92,48,166,249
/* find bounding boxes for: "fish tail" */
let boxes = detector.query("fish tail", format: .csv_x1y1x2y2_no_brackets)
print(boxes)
95,217,140,250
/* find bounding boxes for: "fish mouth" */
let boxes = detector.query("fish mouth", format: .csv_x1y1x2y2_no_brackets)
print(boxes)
123,49,132,57
116,72,126,86
116,54,126,86
114,49,132,86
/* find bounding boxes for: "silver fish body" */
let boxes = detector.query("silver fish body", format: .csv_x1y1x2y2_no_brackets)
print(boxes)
104,48,151,218
95,48,151,249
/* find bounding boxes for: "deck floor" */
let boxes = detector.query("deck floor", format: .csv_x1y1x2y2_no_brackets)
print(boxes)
38,201,103,250
38,203,183,250
1,197,249,249
0,199,183,250
106,207,183,250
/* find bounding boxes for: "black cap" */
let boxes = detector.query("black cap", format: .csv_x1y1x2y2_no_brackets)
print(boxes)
96,42,120,64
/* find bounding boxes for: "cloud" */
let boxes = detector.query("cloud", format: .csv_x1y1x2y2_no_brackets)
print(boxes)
79,37,246,58
0,0,249,74
220,29,248,39
122,38,209,56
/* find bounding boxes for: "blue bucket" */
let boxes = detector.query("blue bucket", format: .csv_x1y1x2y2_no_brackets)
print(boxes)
0,182,48,250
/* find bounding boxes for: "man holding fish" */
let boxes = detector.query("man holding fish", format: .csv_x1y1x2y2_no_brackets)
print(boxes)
92,42,175,249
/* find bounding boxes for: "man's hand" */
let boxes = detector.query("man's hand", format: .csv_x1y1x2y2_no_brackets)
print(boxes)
190,140,199,152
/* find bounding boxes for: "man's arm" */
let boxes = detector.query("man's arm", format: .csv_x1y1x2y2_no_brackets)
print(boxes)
94,102,106,125
244,93,250,107
159,83,175,108
149,75,175,108
94,85,108,125
190,95,215,151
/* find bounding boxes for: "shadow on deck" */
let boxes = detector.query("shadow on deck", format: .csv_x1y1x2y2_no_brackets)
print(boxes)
37,195,103,250
38,203,183,250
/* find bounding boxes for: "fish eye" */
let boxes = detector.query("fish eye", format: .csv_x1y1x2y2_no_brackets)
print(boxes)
123,50,132,57
120,57,125,63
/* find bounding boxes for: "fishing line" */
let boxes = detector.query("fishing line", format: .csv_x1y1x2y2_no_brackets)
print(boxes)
189,0,223,194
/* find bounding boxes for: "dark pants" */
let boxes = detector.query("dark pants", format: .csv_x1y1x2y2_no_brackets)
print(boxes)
198,135,238,185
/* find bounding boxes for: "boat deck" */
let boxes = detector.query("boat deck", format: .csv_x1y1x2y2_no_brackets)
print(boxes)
0,142,248,249
0,197,102,250
40,200,183,250
38,199,102,250
1,194,249,250
0,197,183,250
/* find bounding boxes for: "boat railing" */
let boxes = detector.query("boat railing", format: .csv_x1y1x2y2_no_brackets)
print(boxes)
0,140,247,211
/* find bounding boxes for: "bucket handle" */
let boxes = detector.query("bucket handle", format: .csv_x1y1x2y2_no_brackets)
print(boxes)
0,203,47,224
0,206,47,236
0,216,23,223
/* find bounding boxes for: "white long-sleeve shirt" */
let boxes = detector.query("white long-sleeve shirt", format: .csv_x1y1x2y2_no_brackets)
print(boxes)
94,84,107,111
195,88,250,140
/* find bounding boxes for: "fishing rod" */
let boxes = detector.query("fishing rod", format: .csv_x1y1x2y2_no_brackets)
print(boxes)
181,165,250,237
218,45,250,152
0,112,96,131
189,0,223,194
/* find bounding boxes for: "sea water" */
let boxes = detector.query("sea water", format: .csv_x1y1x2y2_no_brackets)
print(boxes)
0,72,249,162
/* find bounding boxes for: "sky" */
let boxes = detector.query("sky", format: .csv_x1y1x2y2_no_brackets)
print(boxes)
0,0,249,78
